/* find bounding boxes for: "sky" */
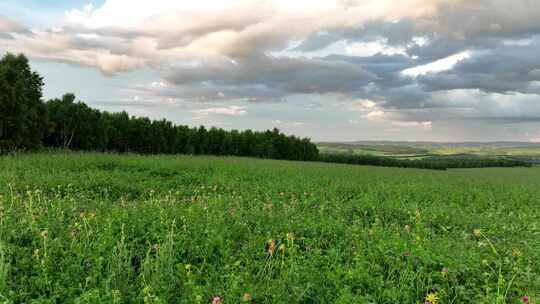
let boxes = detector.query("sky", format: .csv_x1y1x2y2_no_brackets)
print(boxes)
1,0,540,142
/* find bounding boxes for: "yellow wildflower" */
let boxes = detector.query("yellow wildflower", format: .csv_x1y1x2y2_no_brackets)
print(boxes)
286,232,295,242
425,292,439,304
242,293,252,302
266,239,276,255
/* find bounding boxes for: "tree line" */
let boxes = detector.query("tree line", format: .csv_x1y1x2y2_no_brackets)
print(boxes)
0,53,533,170
0,53,318,161
319,153,447,170
319,152,532,170
43,94,320,160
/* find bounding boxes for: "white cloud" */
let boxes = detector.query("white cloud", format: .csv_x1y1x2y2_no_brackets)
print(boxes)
503,38,533,46
354,99,377,109
1,0,453,74
402,51,471,76
391,121,432,129
151,81,167,88
273,119,308,127
364,110,387,120
346,39,407,57
192,105,247,117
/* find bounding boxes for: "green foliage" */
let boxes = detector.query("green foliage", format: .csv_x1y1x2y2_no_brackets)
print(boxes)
45,94,106,150
319,153,532,170
0,53,49,152
0,243,11,301
41,94,319,161
0,153,538,303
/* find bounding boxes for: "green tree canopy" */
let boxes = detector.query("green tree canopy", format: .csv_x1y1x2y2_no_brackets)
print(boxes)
0,53,49,151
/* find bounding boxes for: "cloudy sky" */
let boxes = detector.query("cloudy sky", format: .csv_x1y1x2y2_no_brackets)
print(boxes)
1,0,540,142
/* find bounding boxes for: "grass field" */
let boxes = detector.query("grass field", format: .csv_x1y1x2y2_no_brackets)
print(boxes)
0,153,539,303
317,142,540,164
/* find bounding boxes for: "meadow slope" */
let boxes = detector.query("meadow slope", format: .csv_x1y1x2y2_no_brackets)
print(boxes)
0,153,538,303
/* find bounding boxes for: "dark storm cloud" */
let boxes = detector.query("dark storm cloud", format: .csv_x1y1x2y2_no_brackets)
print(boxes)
417,38,540,94
164,54,377,98
160,53,423,104
134,81,285,103
324,53,417,88
375,84,432,109
295,19,417,52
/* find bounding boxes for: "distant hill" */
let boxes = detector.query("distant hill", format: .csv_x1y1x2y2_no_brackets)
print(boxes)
316,141,540,164
318,141,540,149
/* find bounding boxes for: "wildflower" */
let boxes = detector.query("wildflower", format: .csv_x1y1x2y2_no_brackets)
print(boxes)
441,267,449,278
40,230,48,239
404,225,411,233
70,228,79,238
473,229,481,237
425,292,438,304
512,249,522,258
266,239,276,256
521,295,529,303
242,293,252,302
286,232,295,242
211,296,222,304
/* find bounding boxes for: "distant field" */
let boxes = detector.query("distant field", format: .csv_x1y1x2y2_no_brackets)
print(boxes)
0,153,539,303
318,141,540,163
317,143,429,157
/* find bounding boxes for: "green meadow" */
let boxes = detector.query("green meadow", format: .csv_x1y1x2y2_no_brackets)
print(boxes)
0,153,539,303
317,142,540,156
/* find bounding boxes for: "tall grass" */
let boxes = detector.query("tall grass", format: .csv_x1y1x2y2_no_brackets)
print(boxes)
0,153,538,303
